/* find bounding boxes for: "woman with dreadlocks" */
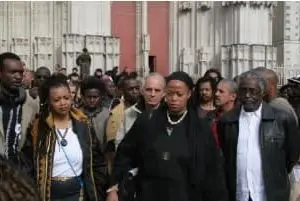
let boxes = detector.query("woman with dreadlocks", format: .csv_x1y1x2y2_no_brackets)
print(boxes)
30,74,107,201
107,71,228,201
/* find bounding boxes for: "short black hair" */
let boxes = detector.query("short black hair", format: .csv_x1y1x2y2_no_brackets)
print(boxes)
60,67,67,71
83,48,88,52
80,76,106,96
0,52,21,72
72,67,78,71
118,73,138,89
36,66,50,74
95,68,103,73
204,68,222,80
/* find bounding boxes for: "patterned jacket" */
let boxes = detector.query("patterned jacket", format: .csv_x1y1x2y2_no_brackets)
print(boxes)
31,108,107,201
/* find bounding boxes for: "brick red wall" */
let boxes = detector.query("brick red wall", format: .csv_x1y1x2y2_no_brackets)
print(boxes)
111,2,136,71
148,2,169,75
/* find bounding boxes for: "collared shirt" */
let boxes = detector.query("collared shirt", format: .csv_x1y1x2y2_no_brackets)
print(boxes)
115,104,142,149
236,104,266,201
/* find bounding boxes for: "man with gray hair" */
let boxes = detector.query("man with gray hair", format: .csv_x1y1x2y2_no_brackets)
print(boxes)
218,70,300,201
106,72,166,201
207,79,237,148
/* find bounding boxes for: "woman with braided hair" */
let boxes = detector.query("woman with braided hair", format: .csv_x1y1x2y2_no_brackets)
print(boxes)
31,74,107,201
0,155,40,201
107,71,227,201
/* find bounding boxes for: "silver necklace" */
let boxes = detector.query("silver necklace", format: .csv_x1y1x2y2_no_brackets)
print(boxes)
167,110,188,125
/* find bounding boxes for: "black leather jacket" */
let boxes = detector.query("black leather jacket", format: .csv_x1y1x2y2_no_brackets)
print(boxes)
218,103,300,201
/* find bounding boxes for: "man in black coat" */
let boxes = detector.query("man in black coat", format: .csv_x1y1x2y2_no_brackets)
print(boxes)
218,70,300,201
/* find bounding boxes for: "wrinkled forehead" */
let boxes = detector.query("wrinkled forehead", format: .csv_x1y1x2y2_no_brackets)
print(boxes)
144,76,166,89
239,77,259,88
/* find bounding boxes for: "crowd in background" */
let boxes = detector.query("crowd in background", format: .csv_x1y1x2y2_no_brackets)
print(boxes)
1,51,300,201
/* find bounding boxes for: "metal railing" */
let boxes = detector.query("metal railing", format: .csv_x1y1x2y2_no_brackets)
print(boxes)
271,65,300,87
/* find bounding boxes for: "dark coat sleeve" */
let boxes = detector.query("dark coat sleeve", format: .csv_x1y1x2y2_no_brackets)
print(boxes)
89,126,108,200
283,113,300,172
200,120,228,201
109,114,144,186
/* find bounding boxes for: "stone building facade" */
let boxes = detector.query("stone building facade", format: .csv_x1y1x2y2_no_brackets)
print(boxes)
0,1,299,79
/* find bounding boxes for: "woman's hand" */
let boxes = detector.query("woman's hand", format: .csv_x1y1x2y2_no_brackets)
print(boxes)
106,190,118,201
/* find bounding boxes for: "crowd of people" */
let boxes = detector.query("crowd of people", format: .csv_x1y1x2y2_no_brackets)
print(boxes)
1,51,300,201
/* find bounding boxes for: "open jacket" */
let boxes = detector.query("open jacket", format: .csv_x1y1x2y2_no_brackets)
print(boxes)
218,103,300,201
111,106,228,201
31,108,107,201
105,101,146,174
0,92,38,155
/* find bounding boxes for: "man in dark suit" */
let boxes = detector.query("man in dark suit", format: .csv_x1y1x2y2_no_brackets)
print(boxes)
218,70,300,201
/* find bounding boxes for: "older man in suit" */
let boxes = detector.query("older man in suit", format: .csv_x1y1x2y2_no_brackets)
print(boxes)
218,70,300,201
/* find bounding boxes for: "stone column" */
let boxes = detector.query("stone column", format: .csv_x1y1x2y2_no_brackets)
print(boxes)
169,1,178,73
141,1,149,76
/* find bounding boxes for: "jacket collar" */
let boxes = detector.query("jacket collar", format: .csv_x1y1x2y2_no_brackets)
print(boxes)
45,107,88,128
131,99,147,114
225,102,276,122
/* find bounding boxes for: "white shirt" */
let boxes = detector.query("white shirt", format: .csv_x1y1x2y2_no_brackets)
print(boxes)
115,105,141,149
236,104,266,201
52,128,83,177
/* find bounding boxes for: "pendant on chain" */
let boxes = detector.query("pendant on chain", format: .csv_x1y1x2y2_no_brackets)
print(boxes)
60,139,68,147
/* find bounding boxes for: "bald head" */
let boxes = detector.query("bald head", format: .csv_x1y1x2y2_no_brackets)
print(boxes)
252,67,278,101
142,73,166,109
253,67,278,85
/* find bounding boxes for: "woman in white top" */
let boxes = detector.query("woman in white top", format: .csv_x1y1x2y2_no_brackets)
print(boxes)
31,74,107,201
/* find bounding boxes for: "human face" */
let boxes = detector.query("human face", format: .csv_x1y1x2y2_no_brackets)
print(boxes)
35,69,51,88
105,81,116,97
95,71,102,78
69,85,77,101
60,69,67,76
0,59,24,91
49,86,72,116
22,71,34,89
83,88,101,109
215,81,236,107
143,76,165,108
238,78,263,112
166,80,191,114
70,76,79,83
199,81,213,102
29,87,39,99
123,79,140,104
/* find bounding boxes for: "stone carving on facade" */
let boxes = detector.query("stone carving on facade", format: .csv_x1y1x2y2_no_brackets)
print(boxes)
142,34,150,52
196,1,212,11
222,1,277,8
221,1,247,7
0,40,7,52
178,1,192,12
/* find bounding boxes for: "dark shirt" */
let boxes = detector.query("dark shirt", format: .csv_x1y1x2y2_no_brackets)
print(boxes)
2,103,21,162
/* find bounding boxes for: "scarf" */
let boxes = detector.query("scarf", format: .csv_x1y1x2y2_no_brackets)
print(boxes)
0,87,26,161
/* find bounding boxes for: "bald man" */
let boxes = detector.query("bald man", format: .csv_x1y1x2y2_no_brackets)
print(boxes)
106,73,166,201
142,72,166,112
252,67,298,123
